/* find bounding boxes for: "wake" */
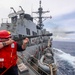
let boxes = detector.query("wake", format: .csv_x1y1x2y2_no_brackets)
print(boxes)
53,48,75,75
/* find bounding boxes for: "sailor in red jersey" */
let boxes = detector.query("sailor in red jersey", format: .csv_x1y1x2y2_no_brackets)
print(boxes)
0,30,29,75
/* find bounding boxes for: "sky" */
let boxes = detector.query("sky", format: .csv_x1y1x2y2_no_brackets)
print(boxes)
0,0,75,41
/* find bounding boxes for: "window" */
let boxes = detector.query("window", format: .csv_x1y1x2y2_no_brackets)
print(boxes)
26,28,30,35
32,31,37,36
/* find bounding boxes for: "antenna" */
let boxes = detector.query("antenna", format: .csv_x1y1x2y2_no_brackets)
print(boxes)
39,0,41,8
19,6,24,12
32,0,52,29
10,7,16,13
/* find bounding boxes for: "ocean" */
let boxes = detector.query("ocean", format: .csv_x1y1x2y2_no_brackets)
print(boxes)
52,41,75,75
52,41,75,56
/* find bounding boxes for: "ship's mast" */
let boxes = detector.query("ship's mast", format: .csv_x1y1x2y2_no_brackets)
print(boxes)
32,0,52,30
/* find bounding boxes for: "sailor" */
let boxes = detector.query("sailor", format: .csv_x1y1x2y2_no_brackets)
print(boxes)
0,30,29,75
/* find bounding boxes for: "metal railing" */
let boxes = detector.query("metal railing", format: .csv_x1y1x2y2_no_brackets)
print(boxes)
18,51,50,75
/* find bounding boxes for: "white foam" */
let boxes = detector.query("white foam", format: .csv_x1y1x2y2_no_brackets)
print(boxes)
53,48,75,68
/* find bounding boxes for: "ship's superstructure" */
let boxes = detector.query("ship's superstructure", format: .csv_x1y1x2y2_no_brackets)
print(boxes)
0,7,37,36
0,0,56,75
0,4,50,45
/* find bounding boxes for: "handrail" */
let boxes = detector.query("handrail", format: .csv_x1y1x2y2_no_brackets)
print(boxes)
18,51,49,75
24,51,57,75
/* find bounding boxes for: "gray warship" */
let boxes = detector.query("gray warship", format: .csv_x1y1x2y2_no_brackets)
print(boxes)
0,0,57,75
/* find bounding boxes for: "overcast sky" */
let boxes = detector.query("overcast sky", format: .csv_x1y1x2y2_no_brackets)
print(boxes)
0,0,75,41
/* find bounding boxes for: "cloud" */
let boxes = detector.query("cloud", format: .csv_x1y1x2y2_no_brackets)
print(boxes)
44,11,75,40
46,0,75,17
0,0,21,7
0,0,75,18
45,11,75,30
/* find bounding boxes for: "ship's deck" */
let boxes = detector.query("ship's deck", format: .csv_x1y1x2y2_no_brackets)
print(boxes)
17,56,41,75
17,47,56,75
19,66,38,75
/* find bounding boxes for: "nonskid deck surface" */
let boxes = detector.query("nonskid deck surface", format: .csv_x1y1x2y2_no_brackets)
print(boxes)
18,65,37,75
17,56,41,75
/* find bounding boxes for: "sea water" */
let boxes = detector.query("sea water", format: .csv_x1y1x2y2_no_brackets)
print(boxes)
52,41,75,75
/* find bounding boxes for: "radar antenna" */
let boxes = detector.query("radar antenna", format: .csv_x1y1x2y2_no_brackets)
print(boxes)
32,0,52,29
19,6,24,12
10,7,16,13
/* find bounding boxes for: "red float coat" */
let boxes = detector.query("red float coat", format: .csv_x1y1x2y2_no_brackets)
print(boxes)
0,42,17,68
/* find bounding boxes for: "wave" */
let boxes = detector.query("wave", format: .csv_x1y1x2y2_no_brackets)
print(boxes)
53,48,75,68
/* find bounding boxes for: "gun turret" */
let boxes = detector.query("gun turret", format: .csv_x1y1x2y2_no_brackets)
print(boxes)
13,33,53,41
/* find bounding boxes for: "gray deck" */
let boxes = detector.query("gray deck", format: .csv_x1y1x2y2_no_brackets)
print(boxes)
18,63,41,75
18,56,41,75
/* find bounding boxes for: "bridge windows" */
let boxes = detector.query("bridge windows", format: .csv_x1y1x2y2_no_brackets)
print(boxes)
26,28,30,35
32,31,37,36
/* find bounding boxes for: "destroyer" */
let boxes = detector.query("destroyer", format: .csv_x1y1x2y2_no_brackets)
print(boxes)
0,0,57,75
